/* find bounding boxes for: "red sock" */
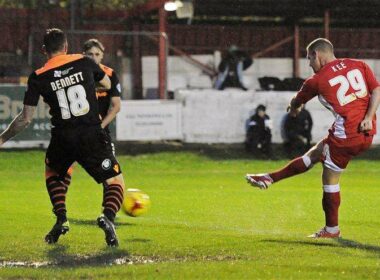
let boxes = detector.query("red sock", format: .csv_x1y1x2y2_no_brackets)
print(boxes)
322,191,340,227
269,156,310,182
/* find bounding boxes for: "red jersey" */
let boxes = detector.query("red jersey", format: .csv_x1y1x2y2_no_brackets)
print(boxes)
295,58,380,139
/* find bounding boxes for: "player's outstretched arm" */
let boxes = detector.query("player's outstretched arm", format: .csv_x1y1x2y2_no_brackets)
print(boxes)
287,95,304,116
360,86,380,132
0,105,36,146
101,96,121,129
287,77,316,116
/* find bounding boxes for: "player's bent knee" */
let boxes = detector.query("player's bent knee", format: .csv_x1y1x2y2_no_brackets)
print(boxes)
322,165,342,185
305,141,324,164
307,149,322,164
66,166,74,176
45,165,59,179
105,173,124,187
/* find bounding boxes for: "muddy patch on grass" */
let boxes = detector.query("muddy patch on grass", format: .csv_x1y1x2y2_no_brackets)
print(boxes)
0,255,157,268
0,254,249,268
0,261,51,268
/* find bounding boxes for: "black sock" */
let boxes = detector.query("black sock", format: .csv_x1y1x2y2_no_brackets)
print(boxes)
56,213,67,224
104,209,116,222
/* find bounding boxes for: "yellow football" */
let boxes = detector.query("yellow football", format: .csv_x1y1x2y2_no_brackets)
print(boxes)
122,188,151,217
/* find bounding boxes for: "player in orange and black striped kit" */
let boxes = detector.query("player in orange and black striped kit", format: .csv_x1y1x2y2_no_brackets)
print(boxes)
82,38,121,142
82,39,121,205
0,28,125,247
62,39,122,209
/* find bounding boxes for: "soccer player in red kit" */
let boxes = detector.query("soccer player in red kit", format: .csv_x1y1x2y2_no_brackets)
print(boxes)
246,38,380,238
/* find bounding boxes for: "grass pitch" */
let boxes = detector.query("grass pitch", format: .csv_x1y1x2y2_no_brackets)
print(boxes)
0,149,380,279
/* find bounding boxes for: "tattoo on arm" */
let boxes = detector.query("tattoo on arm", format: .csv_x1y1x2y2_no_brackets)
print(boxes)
0,105,36,145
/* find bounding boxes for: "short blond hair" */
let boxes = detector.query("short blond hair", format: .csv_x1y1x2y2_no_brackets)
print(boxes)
83,38,105,52
306,38,334,53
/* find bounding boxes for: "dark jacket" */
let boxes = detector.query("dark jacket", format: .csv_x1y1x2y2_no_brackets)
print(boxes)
284,109,313,144
215,50,253,90
245,113,272,154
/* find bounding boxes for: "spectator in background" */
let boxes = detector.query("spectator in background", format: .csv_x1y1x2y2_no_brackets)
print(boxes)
245,104,272,156
214,45,253,91
82,38,121,134
282,106,313,157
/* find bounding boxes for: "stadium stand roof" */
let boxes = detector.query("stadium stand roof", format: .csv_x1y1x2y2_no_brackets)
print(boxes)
133,0,380,27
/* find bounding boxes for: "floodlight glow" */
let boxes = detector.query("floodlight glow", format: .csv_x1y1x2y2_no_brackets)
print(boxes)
164,2,177,11
175,0,184,8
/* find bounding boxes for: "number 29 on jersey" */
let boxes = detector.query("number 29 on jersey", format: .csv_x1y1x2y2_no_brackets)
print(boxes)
328,69,368,106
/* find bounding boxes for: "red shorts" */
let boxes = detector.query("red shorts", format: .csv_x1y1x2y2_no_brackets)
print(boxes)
321,134,373,171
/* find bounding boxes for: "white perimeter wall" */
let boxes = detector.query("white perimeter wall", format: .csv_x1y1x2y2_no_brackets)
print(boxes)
142,56,380,94
176,89,332,144
116,89,380,144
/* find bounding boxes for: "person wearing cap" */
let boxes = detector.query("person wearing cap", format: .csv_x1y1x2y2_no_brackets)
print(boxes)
245,104,272,156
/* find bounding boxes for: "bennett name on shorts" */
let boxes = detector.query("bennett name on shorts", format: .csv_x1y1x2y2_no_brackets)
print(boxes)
50,72,84,91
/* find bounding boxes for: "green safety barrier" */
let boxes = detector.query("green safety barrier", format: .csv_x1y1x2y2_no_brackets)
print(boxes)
0,85,115,144
0,85,51,141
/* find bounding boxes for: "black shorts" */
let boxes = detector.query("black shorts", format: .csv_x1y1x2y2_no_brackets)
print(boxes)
46,125,122,183
104,130,116,156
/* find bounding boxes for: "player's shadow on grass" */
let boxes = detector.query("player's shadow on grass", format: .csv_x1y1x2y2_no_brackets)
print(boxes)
263,238,380,255
46,244,131,267
335,238,380,254
262,239,338,248
70,217,135,227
